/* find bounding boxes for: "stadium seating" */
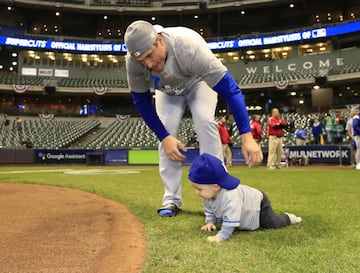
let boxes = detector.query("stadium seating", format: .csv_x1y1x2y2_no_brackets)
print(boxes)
0,112,351,149
84,113,347,150
239,67,333,85
339,63,360,74
0,119,100,149
85,117,194,149
0,73,49,86
0,73,129,89
1,62,359,88
1,61,360,88
57,77,128,88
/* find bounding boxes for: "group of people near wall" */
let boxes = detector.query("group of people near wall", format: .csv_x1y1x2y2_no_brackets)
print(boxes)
219,107,360,170
263,108,360,170
313,112,347,145
346,108,360,170
312,108,360,169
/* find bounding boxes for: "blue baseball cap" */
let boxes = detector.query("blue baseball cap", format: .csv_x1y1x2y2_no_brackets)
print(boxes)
188,153,240,190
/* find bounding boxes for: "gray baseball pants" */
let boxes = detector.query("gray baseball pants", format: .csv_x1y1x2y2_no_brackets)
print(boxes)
155,81,223,208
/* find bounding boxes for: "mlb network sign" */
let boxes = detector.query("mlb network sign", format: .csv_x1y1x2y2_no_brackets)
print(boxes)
288,145,351,164
35,149,91,164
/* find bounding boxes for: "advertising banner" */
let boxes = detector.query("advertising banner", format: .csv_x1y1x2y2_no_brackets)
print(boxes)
104,149,128,165
32,146,351,165
288,145,351,164
231,148,247,165
35,149,93,164
21,67,37,76
1,21,359,53
38,68,53,76
54,69,69,78
183,148,200,165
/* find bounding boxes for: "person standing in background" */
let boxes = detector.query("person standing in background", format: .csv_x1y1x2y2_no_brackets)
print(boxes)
217,116,232,167
267,108,288,169
295,124,307,146
15,116,23,132
337,111,347,136
3,114,10,132
22,137,33,149
346,107,358,167
311,118,323,145
250,114,262,146
323,113,334,144
333,118,344,144
352,108,360,170
226,116,234,138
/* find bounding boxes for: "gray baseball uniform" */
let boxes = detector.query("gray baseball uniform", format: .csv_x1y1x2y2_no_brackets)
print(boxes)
126,26,226,208
204,185,264,231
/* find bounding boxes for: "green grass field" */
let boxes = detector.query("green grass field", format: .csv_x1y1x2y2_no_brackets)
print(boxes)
0,165,359,273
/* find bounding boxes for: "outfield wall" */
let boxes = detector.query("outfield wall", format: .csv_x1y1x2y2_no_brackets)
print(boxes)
0,145,352,165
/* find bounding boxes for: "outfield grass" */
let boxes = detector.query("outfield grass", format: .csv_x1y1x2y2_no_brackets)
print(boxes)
0,165,359,273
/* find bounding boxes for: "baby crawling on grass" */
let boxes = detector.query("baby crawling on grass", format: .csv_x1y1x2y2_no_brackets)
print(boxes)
188,153,302,243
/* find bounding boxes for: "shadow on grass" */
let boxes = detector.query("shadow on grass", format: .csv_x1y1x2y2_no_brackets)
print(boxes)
180,209,204,217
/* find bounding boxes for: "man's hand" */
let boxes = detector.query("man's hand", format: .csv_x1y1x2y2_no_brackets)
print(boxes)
207,235,221,243
241,132,263,167
201,222,217,232
162,135,187,161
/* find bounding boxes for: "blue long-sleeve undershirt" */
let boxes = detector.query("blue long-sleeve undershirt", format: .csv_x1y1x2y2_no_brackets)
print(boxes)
131,90,170,141
213,72,251,135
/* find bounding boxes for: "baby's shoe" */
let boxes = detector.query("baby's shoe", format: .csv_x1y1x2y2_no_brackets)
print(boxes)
285,213,302,224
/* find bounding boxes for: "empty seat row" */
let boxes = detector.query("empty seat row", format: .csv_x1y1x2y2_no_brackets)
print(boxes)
0,119,100,149
57,78,128,88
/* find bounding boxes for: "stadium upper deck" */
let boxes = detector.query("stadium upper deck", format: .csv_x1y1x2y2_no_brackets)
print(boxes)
0,0,359,116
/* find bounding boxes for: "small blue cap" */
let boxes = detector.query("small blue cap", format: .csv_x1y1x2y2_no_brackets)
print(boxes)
188,153,240,190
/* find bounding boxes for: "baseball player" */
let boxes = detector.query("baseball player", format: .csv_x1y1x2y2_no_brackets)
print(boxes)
124,20,263,216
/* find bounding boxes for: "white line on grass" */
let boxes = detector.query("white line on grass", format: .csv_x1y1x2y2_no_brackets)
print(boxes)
0,169,141,175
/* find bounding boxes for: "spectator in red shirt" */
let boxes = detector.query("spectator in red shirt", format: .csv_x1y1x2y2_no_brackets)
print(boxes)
217,116,232,167
250,114,262,145
267,108,288,169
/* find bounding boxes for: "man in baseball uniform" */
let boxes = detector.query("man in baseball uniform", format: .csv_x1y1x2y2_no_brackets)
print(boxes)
124,20,263,216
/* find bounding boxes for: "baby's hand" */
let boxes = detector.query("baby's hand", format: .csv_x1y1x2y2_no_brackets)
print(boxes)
201,222,216,232
207,235,221,243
